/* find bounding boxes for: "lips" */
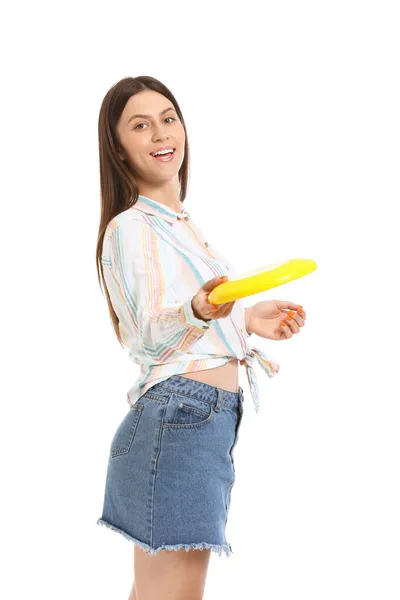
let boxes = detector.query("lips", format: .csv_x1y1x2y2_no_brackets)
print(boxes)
150,148,176,157
150,148,176,163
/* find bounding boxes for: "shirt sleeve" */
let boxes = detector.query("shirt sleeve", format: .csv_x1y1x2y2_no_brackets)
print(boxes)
109,218,211,363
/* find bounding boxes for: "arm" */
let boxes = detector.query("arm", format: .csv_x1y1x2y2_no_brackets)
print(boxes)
109,219,211,363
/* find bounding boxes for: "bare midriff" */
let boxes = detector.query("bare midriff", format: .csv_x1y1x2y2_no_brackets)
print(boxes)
179,357,240,393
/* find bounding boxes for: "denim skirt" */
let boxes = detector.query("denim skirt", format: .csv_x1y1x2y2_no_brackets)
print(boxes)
96,374,244,558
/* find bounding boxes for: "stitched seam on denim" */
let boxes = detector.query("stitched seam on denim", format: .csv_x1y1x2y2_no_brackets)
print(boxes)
144,393,168,403
110,405,143,457
179,403,210,419
150,401,167,548
162,409,215,429
157,385,238,412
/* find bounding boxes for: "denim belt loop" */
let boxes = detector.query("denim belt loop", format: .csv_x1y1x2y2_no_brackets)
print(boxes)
214,387,223,412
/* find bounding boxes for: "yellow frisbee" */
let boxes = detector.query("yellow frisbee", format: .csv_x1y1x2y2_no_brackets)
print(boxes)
207,258,317,304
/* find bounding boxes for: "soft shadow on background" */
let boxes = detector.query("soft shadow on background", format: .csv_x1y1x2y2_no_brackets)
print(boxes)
3,1,399,598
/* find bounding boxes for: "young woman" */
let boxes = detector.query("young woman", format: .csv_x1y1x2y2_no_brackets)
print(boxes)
95,75,306,600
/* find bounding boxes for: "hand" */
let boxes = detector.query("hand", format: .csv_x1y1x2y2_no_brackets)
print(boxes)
192,275,236,322
247,300,307,341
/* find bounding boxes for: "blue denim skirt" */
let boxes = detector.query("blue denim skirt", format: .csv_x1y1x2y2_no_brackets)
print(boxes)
96,374,244,558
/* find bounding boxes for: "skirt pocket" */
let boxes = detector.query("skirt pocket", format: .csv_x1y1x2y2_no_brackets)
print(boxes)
110,403,144,458
162,393,216,430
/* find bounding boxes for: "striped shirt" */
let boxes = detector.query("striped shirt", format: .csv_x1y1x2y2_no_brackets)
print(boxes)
101,195,280,412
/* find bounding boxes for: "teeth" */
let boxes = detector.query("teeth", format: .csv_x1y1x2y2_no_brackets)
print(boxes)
153,148,174,156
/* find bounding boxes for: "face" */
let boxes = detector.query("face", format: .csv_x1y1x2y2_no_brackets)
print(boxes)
116,90,185,186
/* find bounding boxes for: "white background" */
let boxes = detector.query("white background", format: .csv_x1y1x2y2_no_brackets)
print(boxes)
2,0,399,598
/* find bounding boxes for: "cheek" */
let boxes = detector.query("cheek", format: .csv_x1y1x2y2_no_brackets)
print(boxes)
179,125,186,144
133,144,152,165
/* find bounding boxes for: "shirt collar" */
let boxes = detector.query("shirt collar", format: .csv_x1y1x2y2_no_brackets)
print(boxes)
133,194,191,224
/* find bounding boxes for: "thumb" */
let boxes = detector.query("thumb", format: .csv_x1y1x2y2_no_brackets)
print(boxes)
202,274,228,291
276,300,301,311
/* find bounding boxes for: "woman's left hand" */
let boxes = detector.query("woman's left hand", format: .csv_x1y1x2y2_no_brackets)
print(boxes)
248,300,307,341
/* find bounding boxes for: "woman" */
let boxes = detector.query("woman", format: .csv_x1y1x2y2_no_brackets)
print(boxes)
95,76,306,600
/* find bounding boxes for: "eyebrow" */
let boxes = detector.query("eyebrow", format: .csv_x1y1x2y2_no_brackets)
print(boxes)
127,106,176,126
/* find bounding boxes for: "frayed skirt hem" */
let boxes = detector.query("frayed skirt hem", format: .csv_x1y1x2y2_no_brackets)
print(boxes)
96,518,233,558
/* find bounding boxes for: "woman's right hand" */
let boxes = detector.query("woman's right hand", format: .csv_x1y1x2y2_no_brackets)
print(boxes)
191,275,236,322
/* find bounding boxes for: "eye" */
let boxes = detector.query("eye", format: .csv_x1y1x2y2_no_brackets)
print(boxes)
133,116,176,131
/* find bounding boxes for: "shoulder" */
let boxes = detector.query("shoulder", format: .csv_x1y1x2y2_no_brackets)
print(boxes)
105,207,150,237
105,208,168,259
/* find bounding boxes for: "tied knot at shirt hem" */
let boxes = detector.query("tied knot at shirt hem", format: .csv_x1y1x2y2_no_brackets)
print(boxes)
239,346,280,413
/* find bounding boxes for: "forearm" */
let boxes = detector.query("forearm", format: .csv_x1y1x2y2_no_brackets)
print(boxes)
140,297,211,362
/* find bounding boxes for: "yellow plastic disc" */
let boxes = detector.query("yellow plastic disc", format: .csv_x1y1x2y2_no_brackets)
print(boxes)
207,258,317,304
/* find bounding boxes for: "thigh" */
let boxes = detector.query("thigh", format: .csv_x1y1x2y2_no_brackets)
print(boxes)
134,544,211,600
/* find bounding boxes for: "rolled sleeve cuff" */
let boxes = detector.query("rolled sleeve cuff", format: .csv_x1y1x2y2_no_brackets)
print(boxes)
182,297,211,331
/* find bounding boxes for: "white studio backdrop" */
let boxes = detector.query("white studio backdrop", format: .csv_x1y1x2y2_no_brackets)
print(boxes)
2,1,399,598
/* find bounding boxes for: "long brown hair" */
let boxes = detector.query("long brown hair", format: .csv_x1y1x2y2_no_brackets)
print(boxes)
96,76,190,347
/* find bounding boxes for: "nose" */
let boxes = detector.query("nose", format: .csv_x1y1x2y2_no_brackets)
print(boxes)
152,123,170,139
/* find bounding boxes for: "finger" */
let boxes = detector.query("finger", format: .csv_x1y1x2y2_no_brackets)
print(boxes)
285,316,300,333
288,312,305,327
280,321,293,338
279,301,306,320
297,307,306,320
203,275,228,292
277,300,301,311
217,301,235,317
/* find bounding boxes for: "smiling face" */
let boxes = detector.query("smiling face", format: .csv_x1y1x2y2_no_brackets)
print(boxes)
116,90,186,187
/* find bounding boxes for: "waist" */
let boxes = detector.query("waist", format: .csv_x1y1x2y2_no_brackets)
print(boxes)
151,372,243,410
177,358,240,393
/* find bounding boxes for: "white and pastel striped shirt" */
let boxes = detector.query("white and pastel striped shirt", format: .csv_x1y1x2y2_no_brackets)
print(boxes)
101,195,280,412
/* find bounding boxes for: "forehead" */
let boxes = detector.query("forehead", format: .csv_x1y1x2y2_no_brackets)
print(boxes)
121,91,174,125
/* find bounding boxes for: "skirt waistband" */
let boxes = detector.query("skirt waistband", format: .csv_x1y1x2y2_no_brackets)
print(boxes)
149,374,244,412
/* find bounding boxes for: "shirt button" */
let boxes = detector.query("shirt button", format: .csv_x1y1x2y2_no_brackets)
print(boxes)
249,351,255,357
204,242,209,247
184,216,189,221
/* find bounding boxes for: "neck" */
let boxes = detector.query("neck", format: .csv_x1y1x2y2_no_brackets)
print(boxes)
138,180,182,213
